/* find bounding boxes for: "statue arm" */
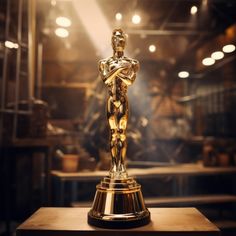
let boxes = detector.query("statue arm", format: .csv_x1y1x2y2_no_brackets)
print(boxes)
98,60,108,83
104,67,126,85
99,60,127,85
117,60,139,85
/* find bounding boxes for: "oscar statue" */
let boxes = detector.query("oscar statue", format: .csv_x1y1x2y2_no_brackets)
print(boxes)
88,29,150,228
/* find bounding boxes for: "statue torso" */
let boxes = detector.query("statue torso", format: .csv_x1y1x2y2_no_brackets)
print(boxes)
101,56,136,103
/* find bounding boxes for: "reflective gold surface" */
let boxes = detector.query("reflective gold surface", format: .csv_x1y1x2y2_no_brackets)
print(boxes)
99,29,139,179
88,29,150,228
88,177,150,228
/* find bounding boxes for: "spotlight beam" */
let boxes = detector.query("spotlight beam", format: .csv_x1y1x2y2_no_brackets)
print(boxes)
72,0,112,57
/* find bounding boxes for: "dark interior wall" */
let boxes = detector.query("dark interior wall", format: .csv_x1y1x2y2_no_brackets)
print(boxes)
42,87,86,120
189,60,236,138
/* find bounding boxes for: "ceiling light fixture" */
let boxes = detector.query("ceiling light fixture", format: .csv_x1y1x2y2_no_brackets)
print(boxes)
132,14,141,24
202,57,215,66
56,17,71,27
115,13,122,21
178,71,189,78
5,40,18,49
222,44,236,53
55,28,69,38
211,51,224,60
190,6,198,15
149,45,156,53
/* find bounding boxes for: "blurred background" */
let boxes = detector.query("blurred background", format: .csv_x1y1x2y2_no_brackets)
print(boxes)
0,0,236,235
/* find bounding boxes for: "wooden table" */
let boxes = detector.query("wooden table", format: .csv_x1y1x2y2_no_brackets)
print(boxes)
16,207,220,236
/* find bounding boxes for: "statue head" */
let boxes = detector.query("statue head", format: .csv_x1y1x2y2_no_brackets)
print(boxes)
112,29,126,52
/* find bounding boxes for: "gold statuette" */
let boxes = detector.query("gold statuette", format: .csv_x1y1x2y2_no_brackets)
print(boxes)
88,29,150,228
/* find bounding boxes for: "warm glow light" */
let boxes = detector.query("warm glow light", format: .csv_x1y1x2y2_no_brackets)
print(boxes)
72,0,112,57
211,51,224,60
222,44,236,53
51,0,56,6
178,71,189,78
190,6,198,15
55,28,69,38
149,45,156,53
65,42,71,49
115,13,122,21
202,57,215,66
5,40,18,49
202,0,208,6
132,14,141,24
56,17,71,27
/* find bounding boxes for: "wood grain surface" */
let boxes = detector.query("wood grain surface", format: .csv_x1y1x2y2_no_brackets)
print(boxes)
17,207,220,236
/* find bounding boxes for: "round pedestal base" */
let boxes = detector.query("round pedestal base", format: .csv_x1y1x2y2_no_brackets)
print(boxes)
87,177,151,229
88,211,150,229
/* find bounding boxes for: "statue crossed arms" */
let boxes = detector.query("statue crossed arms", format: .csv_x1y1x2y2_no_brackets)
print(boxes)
98,29,139,178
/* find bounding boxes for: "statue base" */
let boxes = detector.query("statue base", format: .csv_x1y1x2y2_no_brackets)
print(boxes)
88,176,150,228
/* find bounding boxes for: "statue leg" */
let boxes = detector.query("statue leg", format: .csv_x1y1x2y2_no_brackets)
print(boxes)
107,97,119,174
107,97,128,178
116,100,128,175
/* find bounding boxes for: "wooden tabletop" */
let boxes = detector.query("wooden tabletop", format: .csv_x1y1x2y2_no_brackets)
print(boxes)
17,207,220,236
51,163,236,181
